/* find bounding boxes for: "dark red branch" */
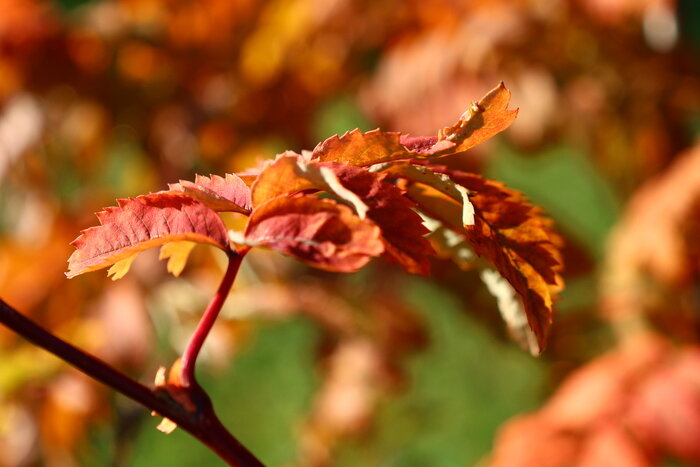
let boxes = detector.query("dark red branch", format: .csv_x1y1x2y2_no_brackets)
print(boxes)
0,298,263,467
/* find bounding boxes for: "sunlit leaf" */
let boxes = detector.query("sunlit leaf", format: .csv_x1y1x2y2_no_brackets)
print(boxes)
106,254,137,281
159,241,196,277
402,82,518,159
66,193,229,278
405,171,562,352
438,82,518,151
250,156,433,274
312,128,410,166
251,154,369,218
454,171,562,352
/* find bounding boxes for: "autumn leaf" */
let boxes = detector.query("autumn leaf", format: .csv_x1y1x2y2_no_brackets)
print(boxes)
403,170,561,352
250,154,369,218
66,193,229,278
237,195,384,273
452,171,562,352
370,162,475,227
330,164,434,275
169,173,252,214
310,83,517,169
250,156,433,274
421,215,475,270
437,82,518,152
311,128,411,166
403,82,518,159
159,241,197,277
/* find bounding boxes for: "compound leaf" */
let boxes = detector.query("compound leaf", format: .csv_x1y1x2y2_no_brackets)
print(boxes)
67,193,229,278
406,170,562,353
239,196,384,273
455,171,562,352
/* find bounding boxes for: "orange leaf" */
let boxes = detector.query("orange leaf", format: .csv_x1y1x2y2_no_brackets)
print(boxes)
170,173,251,214
66,193,228,278
401,83,518,159
436,82,518,154
455,171,562,352
240,196,384,273
312,128,410,166
251,154,368,218
405,171,562,352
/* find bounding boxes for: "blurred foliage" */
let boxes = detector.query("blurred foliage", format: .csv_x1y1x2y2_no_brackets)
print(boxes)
486,144,620,259
336,279,545,467
1,0,700,466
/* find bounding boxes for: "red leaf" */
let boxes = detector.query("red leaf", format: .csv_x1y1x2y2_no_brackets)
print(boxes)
67,192,228,278
241,196,384,273
170,173,251,214
400,135,456,158
250,156,434,274
331,165,435,275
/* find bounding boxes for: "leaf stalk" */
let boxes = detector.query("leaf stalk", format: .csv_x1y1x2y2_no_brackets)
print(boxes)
180,250,244,388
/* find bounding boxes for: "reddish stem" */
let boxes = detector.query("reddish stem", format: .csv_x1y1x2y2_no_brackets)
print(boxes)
0,298,263,466
181,250,244,387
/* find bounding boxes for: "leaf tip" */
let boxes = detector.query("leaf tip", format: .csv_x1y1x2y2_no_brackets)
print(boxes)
106,255,137,280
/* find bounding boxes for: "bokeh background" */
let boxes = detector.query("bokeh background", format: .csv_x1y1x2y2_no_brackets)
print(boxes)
2,0,700,465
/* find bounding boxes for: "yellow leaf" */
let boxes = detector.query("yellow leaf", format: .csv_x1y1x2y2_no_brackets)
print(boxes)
156,417,178,434
107,255,137,280
159,241,196,277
